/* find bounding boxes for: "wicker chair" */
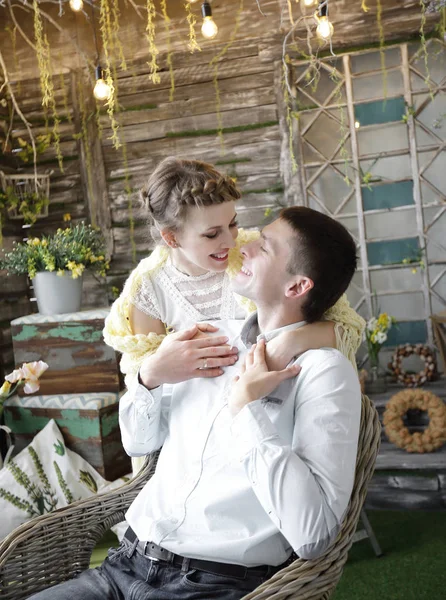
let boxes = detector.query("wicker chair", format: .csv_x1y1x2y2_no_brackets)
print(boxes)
0,394,380,600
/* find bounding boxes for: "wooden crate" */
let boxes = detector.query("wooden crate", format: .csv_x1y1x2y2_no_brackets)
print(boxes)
11,309,123,395
3,391,130,481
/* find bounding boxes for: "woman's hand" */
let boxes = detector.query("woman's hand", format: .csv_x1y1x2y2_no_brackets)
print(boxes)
229,339,301,417
139,324,238,389
265,322,336,371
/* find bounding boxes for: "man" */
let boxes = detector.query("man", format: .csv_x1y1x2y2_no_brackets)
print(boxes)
29,207,361,600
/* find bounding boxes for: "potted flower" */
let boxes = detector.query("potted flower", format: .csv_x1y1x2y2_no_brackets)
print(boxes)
364,312,396,393
0,222,109,315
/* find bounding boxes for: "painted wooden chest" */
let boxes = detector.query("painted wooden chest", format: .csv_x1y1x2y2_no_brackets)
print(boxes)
10,309,123,395
3,391,131,481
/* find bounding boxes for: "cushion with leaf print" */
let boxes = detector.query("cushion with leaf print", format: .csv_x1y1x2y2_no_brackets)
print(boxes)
0,419,108,540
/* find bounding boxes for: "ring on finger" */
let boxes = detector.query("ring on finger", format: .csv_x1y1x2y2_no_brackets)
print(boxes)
202,359,208,369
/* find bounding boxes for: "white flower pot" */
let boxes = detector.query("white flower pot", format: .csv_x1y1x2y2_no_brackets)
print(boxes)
32,271,83,315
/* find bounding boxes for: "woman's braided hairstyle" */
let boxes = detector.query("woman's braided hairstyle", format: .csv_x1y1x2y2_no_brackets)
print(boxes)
140,157,241,242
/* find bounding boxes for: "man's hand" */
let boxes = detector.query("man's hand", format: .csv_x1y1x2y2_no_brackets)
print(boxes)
229,338,301,417
139,324,238,389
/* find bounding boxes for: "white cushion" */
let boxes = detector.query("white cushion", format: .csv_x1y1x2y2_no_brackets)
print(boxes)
0,419,110,539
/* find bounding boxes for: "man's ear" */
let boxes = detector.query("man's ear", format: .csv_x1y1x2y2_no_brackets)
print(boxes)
285,276,314,299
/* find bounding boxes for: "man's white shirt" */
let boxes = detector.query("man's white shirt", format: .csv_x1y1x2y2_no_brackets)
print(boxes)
119,314,361,567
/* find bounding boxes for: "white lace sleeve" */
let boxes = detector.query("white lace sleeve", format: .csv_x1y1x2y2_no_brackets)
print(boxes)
130,274,162,321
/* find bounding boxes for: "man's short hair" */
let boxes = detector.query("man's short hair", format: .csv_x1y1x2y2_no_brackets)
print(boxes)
280,206,358,322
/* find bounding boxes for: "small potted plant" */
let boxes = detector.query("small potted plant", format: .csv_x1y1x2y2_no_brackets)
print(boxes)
0,222,109,315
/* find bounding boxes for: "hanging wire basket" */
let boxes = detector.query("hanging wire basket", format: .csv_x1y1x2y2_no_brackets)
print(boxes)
0,171,51,222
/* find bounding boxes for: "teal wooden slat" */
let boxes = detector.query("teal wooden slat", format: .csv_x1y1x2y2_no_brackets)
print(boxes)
367,238,419,266
354,97,406,126
362,180,414,211
384,320,428,346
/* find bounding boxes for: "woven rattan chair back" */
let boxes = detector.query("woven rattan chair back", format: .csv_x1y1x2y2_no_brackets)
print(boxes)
0,395,380,600
241,394,381,600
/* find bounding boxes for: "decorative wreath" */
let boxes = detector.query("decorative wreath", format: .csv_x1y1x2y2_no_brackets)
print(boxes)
383,389,446,453
388,343,437,387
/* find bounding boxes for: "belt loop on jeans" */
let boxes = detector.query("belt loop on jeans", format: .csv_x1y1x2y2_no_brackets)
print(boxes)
181,557,190,574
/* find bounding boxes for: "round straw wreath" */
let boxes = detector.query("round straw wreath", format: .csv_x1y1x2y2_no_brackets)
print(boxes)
383,389,446,453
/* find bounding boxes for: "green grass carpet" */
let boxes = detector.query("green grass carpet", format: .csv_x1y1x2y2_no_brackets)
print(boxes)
90,512,446,599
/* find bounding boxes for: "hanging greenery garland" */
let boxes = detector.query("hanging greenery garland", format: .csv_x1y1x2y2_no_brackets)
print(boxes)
99,0,121,149
146,0,161,84
210,0,244,151
110,0,127,71
376,0,387,100
120,140,137,265
77,76,96,226
361,1,369,12
185,1,201,53
6,25,21,96
160,0,175,102
419,0,434,99
32,0,64,172
59,70,72,126
283,64,298,174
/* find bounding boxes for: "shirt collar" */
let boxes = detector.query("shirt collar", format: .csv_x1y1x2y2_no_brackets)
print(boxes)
240,312,307,347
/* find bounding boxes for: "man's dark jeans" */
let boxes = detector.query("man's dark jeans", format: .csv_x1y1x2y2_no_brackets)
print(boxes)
27,541,270,600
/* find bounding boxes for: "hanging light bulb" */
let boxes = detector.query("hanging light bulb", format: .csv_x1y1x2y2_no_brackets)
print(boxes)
187,0,200,3
315,2,334,41
300,0,317,7
69,0,84,12
201,2,218,40
93,66,112,101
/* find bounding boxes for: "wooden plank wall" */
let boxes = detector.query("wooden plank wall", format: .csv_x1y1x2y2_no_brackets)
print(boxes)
103,40,284,292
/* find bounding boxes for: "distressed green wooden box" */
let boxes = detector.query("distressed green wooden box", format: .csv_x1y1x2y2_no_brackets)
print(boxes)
11,309,123,396
3,391,130,481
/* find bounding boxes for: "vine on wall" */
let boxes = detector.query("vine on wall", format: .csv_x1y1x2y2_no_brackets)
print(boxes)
32,0,63,171
99,0,122,149
210,0,244,151
160,0,175,102
146,0,161,84
185,1,201,53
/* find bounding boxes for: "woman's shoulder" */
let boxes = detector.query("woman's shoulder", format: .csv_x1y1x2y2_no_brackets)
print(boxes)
133,246,169,281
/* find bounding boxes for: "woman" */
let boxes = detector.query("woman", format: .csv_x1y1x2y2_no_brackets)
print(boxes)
104,157,364,385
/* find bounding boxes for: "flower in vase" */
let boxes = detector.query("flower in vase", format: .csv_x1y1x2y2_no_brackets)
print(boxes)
365,311,396,369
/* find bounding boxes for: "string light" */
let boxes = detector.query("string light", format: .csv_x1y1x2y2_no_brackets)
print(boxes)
315,1,334,41
355,121,360,129
93,66,112,101
300,0,317,7
201,2,218,39
69,0,83,12
186,0,200,3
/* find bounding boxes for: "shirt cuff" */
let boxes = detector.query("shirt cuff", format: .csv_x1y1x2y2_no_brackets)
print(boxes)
231,400,279,459
128,372,163,415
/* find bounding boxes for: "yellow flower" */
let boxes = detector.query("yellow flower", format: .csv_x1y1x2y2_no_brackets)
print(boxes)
411,268,417,274
67,261,85,279
63,213,71,222
0,380,12,397
57,269,65,276
41,239,48,247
